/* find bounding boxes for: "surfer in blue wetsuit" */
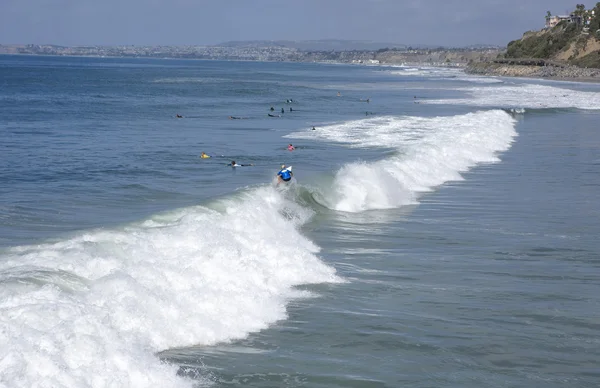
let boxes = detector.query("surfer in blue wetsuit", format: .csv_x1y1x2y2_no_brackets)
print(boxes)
277,164,293,183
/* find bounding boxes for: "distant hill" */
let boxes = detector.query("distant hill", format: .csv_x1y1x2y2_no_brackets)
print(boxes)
215,39,409,51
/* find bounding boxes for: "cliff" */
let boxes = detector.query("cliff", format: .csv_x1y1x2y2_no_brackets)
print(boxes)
466,5,600,79
505,22,600,68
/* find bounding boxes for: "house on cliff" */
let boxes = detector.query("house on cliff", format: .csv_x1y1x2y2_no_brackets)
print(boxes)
545,9,595,29
545,15,570,28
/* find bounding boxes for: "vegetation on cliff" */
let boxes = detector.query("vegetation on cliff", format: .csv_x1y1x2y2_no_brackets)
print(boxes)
504,3,600,68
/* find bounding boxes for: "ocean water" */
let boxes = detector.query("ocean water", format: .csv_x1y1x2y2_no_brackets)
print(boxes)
1,56,599,387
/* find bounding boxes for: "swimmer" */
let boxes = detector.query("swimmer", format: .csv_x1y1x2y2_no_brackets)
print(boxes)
229,160,253,167
287,144,295,151
200,152,211,159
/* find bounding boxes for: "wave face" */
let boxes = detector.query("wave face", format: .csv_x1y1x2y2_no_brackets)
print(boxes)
287,110,517,212
424,83,600,110
0,187,341,387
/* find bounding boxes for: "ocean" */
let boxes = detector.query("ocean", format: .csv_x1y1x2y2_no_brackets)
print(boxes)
1,55,599,387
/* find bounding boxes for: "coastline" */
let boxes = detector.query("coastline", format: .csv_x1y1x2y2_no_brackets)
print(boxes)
466,61,600,83
4,50,599,84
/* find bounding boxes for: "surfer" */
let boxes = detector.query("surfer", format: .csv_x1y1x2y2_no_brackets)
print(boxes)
287,144,295,151
268,113,279,117
277,164,293,183
281,108,285,114
200,152,211,159
311,126,316,131
270,106,275,111
229,160,253,167
229,116,242,120
176,114,183,118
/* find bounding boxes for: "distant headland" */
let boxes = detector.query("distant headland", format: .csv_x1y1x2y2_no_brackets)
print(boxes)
0,40,502,68
467,3,600,80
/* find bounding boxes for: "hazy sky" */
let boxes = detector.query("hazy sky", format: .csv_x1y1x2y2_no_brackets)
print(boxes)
0,0,581,47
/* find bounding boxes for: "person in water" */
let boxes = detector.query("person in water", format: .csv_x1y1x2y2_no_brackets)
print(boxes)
287,144,295,151
270,106,275,111
176,114,183,118
277,164,293,183
311,126,316,131
281,108,285,114
200,152,211,159
229,160,253,167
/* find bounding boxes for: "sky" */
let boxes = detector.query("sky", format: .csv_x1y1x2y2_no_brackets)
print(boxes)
0,0,584,47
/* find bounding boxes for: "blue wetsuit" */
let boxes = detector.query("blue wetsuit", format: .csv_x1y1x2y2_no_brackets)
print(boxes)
278,168,292,182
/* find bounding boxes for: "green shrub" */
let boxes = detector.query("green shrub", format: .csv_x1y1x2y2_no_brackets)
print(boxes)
506,23,581,59
571,50,600,68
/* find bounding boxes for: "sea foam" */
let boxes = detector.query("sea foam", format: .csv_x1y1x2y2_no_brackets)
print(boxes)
424,83,600,110
287,110,517,212
0,186,341,387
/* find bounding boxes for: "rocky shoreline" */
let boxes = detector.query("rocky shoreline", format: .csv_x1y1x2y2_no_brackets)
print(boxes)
466,60,600,81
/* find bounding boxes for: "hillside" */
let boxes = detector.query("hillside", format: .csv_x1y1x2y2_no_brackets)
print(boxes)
505,21,600,68
466,4,600,79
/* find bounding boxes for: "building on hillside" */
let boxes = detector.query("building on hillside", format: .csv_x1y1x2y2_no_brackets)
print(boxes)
545,15,570,28
570,14,583,25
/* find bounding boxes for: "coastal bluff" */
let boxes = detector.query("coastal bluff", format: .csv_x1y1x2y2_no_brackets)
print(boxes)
466,4,600,79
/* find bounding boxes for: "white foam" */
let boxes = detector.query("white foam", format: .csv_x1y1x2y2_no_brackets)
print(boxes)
455,76,504,84
287,110,517,212
424,83,600,110
389,66,464,78
389,66,503,84
0,187,341,387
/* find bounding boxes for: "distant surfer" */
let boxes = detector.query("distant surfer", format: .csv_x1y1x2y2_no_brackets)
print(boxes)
270,106,275,111
311,126,316,131
289,107,293,112
229,160,253,167
287,144,295,151
176,114,183,118
229,116,242,120
277,164,293,184
281,108,285,114
268,113,280,117
200,152,211,159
